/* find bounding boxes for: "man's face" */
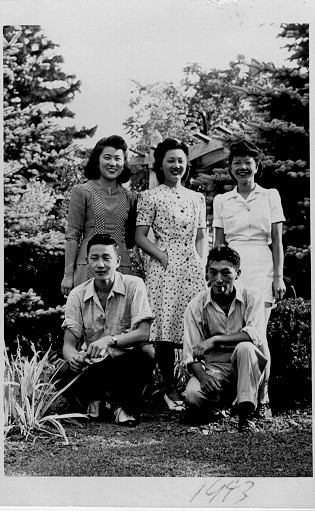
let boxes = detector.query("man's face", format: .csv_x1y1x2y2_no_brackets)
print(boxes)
207,259,240,297
87,244,120,284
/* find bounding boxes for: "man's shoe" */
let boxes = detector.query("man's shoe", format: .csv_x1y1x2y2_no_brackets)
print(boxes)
238,415,256,433
238,401,256,433
114,406,137,427
255,403,272,419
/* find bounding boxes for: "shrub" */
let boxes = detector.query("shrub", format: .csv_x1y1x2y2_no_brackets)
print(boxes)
267,298,311,411
4,231,65,306
4,287,65,355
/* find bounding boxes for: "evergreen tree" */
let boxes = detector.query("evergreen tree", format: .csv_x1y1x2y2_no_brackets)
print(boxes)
3,25,96,352
231,23,310,298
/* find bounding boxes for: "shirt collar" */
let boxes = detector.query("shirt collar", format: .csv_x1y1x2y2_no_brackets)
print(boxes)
203,282,245,308
226,183,265,201
83,271,126,302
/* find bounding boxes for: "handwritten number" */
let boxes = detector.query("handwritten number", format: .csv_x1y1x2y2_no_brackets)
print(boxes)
233,480,255,505
190,482,206,503
205,479,226,504
190,478,255,505
222,478,242,502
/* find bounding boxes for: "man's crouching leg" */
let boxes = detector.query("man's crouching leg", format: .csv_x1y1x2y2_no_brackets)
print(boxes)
231,341,267,432
183,373,226,425
52,361,92,414
108,347,156,424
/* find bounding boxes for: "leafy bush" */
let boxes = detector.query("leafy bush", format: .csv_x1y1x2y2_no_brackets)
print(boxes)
4,345,86,444
4,287,65,355
267,298,311,411
4,231,65,306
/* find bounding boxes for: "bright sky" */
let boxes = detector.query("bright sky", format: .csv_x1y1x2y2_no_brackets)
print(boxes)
1,0,313,147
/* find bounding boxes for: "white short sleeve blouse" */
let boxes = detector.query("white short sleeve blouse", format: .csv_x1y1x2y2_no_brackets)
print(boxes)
212,184,285,245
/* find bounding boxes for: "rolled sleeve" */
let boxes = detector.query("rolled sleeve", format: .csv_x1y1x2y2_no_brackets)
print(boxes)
62,291,84,340
241,288,265,347
130,278,154,330
65,185,86,242
136,191,155,226
183,298,205,368
212,194,224,228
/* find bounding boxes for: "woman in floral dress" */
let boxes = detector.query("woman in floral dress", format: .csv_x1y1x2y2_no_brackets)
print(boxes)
136,138,208,410
61,135,137,297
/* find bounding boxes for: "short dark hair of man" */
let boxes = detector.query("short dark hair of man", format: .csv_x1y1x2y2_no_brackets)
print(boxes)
87,233,120,257
84,135,131,183
153,137,190,184
207,244,241,271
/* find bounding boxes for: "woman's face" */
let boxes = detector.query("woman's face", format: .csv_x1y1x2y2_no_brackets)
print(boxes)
98,146,125,182
162,149,187,187
230,155,257,184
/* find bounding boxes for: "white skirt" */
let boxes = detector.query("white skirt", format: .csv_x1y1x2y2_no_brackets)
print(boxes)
229,242,274,304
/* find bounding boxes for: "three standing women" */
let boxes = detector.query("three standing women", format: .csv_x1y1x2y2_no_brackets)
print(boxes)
136,138,208,410
212,140,286,413
60,135,137,296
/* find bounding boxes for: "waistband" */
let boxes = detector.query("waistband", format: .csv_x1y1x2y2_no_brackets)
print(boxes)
229,240,268,247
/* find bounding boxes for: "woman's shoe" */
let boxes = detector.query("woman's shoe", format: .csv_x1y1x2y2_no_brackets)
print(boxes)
87,400,100,418
114,406,137,426
164,393,185,411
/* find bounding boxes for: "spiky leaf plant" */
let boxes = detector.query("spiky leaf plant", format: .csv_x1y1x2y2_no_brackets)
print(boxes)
4,344,87,444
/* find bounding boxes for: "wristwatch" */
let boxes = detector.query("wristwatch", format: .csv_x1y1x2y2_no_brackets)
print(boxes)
111,335,118,348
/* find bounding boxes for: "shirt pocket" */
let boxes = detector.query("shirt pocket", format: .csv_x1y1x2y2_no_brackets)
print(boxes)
250,197,271,234
221,206,235,233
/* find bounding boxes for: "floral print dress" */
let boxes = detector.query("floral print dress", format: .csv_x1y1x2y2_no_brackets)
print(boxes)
136,184,207,345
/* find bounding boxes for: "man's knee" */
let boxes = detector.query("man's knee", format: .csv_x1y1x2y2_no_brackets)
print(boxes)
234,341,255,356
233,341,267,371
184,377,207,407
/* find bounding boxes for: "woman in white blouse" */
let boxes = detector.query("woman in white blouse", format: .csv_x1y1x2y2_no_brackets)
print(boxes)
213,140,286,416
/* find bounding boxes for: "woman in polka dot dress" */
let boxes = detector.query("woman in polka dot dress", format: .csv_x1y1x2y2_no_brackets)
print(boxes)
60,135,137,297
136,138,208,410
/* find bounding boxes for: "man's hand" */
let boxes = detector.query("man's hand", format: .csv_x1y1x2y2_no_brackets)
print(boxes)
193,337,216,359
86,336,115,359
68,351,86,373
199,372,222,395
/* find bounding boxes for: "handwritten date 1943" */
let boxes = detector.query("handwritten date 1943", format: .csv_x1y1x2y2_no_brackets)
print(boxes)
190,478,255,506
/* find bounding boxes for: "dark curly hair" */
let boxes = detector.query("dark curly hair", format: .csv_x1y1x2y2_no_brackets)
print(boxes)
228,140,263,182
84,135,131,183
153,138,190,184
207,244,241,270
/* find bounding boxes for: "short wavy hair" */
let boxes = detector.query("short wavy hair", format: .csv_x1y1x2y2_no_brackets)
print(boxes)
84,135,131,183
228,140,263,182
207,244,241,271
86,233,120,257
153,138,190,184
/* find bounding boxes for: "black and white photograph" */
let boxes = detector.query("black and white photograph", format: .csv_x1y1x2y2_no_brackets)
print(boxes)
1,0,313,508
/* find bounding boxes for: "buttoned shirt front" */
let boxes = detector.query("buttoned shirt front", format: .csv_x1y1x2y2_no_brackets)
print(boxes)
212,184,285,245
183,283,266,367
62,272,154,357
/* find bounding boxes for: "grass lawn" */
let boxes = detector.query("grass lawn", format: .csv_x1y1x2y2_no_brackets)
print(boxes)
4,398,312,478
